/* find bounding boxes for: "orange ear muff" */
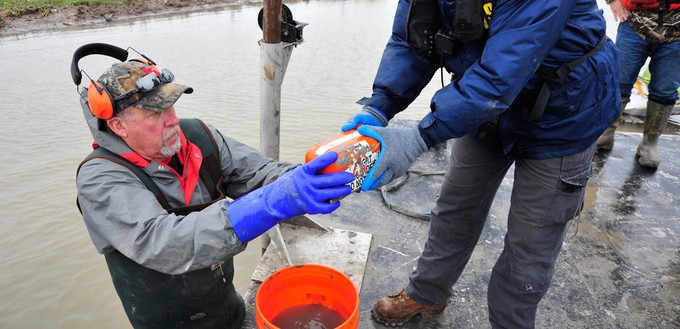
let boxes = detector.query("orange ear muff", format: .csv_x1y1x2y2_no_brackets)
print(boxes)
87,81,115,120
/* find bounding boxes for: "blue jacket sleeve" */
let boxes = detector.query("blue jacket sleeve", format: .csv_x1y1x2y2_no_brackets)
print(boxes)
357,0,440,119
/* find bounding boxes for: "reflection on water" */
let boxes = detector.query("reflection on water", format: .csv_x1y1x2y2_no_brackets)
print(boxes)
0,1,436,328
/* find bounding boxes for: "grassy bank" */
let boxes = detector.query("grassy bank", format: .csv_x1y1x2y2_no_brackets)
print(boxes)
0,0,234,33
1,0,122,17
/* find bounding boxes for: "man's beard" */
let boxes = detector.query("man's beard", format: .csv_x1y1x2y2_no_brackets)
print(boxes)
160,127,181,157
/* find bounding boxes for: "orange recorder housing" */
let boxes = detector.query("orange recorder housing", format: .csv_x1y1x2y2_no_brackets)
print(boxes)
305,129,381,192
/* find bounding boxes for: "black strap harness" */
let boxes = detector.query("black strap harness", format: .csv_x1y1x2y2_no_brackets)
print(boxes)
529,35,608,122
77,118,225,215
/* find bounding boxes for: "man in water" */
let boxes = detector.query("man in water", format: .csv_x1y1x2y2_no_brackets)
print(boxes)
76,51,353,328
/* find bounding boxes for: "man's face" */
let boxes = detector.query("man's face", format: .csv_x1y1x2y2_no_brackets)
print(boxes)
109,106,181,161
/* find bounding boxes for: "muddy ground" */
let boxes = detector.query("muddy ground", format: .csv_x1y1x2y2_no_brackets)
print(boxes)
0,0,256,36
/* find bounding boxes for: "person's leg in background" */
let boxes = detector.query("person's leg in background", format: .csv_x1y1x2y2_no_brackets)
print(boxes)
597,22,648,150
637,39,680,168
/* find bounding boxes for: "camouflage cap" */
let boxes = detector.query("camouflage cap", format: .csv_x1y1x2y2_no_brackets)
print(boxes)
97,61,193,113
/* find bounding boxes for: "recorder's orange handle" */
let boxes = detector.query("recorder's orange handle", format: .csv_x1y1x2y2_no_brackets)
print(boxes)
305,129,381,192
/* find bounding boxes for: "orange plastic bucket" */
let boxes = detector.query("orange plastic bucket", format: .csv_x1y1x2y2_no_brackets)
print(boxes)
255,264,359,329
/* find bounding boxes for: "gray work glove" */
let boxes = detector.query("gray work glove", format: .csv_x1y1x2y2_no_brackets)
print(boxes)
356,125,428,191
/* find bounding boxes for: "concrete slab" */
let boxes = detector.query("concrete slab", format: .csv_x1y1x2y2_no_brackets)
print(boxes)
242,128,680,329
251,220,372,290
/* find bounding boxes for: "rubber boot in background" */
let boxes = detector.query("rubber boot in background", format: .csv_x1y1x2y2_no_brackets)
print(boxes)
596,96,630,150
637,100,674,168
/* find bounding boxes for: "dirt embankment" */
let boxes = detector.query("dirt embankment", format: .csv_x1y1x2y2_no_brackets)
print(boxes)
0,0,250,36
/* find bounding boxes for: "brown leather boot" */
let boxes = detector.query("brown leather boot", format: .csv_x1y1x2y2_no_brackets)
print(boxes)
371,290,446,326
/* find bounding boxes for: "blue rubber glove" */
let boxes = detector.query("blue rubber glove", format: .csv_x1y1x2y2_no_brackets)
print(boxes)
341,106,389,132
356,125,428,191
227,152,354,243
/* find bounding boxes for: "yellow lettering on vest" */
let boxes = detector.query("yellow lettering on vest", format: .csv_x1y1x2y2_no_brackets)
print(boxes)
483,2,493,29
484,2,493,15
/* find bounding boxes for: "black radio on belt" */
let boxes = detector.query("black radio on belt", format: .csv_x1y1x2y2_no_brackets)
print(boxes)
434,30,456,57
406,0,487,60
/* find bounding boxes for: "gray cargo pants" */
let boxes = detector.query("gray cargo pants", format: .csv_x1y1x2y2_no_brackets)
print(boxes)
405,134,595,329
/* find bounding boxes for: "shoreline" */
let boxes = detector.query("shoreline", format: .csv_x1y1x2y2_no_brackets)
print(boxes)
0,0,258,37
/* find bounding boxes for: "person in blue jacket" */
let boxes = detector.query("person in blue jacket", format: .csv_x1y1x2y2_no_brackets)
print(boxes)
342,0,620,327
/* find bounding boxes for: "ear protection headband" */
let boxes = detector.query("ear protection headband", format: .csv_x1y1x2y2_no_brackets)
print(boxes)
70,43,157,120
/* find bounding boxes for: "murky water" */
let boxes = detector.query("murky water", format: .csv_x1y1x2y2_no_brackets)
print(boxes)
271,304,345,329
0,1,437,328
